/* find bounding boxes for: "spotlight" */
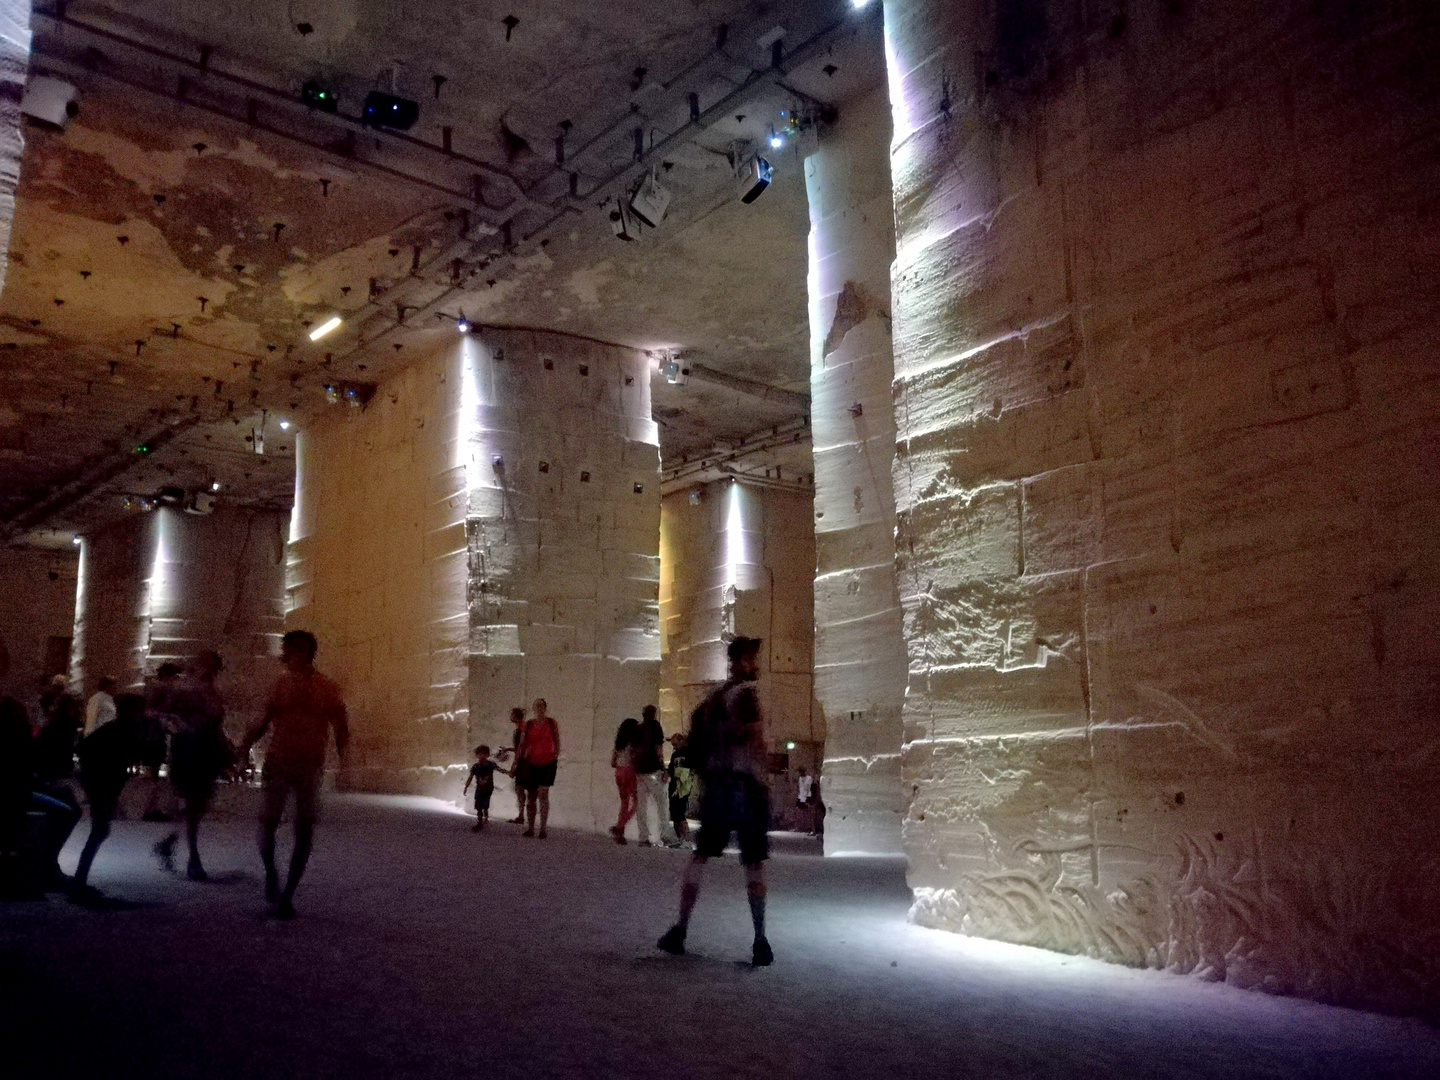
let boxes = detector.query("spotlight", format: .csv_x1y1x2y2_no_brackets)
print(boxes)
786,741,797,750
363,91,419,131
279,419,291,430
768,128,785,150
309,315,342,341
457,310,470,333
71,535,81,546
301,81,339,112
211,481,222,491
609,197,639,241
851,0,873,8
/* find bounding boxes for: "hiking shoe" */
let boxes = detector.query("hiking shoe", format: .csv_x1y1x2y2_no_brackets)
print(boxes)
657,925,687,955
752,937,774,967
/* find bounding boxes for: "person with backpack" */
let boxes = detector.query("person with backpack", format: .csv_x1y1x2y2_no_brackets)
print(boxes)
517,698,559,838
70,692,145,902
658,636,773,966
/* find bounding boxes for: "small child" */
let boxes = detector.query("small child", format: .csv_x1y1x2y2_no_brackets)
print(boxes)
463,745,499,832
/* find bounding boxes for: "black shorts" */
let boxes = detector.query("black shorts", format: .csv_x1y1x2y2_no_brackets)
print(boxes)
474,787,493,810
695,773,769,865
521,761,556,790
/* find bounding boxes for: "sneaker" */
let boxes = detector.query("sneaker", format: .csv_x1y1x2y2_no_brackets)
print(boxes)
522,828,535,837
275,897,297,920
471,823,483,832
657,925,687,955
509,816,525,824
537,829,547,839
186,859,208,883
752,937,774,967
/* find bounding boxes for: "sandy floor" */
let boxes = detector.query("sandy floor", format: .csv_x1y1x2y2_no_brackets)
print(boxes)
2,792,1437,1079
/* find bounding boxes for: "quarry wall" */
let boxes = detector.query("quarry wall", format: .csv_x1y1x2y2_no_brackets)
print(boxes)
72,508,285,733
0,546,77,711
883,0,1440,1016
464,328,661,832
0,0,28,299
287,348,470,794
659,480,818,758
806,82,907,855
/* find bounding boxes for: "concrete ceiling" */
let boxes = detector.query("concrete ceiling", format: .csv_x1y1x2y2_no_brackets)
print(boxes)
0,1,885,544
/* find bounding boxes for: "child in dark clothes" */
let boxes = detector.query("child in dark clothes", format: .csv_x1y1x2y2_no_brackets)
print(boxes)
463,745,499,832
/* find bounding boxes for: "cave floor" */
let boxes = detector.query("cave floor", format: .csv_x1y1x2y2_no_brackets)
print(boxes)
3,792,1437,1079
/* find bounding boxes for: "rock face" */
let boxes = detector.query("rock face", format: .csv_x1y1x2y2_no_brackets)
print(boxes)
464,328,661,831
73,508,286,728
289,328,661,824
0,0,28,300
806,84,908,855
883,0,1440,1015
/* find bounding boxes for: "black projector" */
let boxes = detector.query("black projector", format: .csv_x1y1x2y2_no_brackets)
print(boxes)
363,91,419,131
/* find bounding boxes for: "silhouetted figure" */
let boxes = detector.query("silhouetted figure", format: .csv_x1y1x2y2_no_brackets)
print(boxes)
666,732,695,846
139,662,181,822
609,717,639,844
495,707,527,824
243,630,348,918
155,651,229,881
83,676,117,736
30,689,83,890
658,637,773,966
71,693,145,902
633,705,669,846
517,698,559,838
463,745,498,831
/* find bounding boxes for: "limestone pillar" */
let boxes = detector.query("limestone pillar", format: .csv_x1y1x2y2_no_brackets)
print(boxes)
805,84,906,854
882,0,1440,1015
659,480,819,799
466,328,660,832
73,508,286,729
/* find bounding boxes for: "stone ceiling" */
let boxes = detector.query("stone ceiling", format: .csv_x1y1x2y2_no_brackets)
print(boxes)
0,1,885,545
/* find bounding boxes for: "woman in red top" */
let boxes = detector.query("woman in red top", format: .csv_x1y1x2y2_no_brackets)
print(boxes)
517,698,560,838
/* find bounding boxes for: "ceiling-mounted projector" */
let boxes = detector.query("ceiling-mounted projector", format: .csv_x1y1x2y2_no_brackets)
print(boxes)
629,170,673,227
21,76,79,130
609,197,639,241
737,155,772,204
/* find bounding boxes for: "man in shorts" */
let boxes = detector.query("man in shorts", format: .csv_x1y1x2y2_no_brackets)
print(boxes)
242,630,348,918
658,636,773,966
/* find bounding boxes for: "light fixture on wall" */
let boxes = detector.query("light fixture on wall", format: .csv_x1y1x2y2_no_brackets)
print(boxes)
768,127,785,150
71,535,81,546
309,315,342,341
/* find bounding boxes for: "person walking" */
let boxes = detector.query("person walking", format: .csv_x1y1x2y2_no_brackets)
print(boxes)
516,698,559,839
666,732,695,846
138,662,181,822
658,637,773,966
30,687,83,890
242,630,348,919
154,650,229,882
70,693,145,902
633,705,669,847
463,745,499,831
609,717,639,844
83,676,117,737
